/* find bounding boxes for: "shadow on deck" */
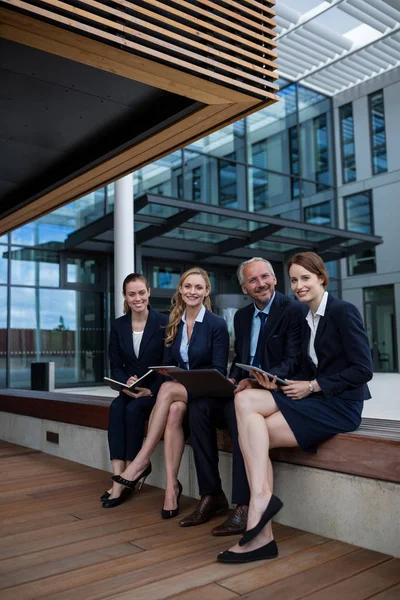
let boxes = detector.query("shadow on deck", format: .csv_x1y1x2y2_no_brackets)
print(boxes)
0,441,399,600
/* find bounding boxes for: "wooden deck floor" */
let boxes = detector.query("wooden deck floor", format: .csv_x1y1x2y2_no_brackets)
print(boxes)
0,441,399,600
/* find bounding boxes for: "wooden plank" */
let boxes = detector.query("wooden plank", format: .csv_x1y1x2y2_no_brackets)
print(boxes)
4,1,274,99
111,0,278,69
270,434,400,484
219,540,359,595
170,0,277,42
298,558,400,600
203,0,276,23
173,583,239,600
138,0,278,59
0,6,250,104
64,0,278,79
369,583,400,599
105,534,329,600
0,543,142,591
239,549,393,600
39,0,278,91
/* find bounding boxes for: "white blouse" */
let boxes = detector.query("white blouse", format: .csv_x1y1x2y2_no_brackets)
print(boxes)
132,330,144,358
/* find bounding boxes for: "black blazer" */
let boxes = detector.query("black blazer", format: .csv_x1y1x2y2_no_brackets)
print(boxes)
163,309,229,375
230,291,305,382
296,295,372,402
108,307,168,395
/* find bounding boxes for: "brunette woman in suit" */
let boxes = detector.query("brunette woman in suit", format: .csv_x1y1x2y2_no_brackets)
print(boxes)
113,267,229,519
102,273,168,508
218,252,372,563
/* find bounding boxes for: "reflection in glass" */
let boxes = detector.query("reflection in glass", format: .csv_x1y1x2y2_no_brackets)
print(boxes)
0,286,6,387
153,266,181,289
66,258,102,285
10,287,104,388
345,191,376,276
0,245,8,284
364,285,397,372
313,114,330,191
304,202,332,226
339,103,356,183
369,90,387,175
219,155,237,208
289,126,300,199
10,248,59,287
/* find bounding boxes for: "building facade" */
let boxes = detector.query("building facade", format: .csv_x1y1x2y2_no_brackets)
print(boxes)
1,68,397,389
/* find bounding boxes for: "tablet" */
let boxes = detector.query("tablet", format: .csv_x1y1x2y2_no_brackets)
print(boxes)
171,369,236,398
235,363,289,386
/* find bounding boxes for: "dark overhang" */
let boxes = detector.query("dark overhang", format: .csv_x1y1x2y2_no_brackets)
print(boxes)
0,1,278,234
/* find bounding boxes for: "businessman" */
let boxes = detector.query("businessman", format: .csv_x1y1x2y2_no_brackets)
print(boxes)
179,257,305,534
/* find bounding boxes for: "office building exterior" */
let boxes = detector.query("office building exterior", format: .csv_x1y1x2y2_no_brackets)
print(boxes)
0,1,398,388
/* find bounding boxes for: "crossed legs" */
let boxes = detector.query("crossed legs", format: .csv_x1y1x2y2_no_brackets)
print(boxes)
228,388,298,554
118,381,188,509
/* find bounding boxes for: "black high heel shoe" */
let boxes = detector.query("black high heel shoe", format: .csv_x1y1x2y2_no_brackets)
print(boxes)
100,491,111,503
161,480,183,520
239,494,283,546
103,487,133,509
112,463,152,490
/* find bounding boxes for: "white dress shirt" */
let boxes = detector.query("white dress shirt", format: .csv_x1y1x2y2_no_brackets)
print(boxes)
306,291,328,367
180,304,206,369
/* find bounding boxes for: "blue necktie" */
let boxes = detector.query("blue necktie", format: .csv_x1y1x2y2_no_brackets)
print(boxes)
252,312,267,369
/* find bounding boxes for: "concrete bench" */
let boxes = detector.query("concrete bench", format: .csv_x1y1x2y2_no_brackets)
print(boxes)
0,388,399,557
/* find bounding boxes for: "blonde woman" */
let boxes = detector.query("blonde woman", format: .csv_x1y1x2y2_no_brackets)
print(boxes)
113,267,229,519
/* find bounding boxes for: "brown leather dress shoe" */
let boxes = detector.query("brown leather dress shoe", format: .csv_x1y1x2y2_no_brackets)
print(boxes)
212,504,248,536
179,492,229,527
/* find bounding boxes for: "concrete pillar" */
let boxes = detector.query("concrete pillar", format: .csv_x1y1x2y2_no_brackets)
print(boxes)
114,173,134,318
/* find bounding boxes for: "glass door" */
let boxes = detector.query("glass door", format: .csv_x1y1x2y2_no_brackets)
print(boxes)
364,286,397,372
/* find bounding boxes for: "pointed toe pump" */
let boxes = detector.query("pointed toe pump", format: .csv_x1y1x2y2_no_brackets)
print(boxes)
161,481,183,520
112,463,152,490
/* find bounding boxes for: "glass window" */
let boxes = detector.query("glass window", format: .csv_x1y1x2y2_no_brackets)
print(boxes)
289,126,300,199
369,90,387,175
0,245,8,284
339,103,356,183
313,114,330,191
0,286,6,387
153,266,181,289
9,287,104,387
192,167,202,201
364,285,397,372
66,257,103,286
219,154,237,208
345,191,376,276
10,248,60,287
304,202,332,226
251,140,268,211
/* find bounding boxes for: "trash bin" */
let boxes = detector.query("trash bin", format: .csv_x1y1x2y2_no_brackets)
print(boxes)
31,362,55,392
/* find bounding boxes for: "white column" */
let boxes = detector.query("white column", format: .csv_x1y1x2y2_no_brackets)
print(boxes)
114,173,134,318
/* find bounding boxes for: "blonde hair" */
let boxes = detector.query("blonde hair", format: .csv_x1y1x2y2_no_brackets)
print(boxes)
122,273,150,314
165,267,212,346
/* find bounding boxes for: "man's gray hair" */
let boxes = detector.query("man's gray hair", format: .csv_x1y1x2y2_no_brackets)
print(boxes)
237,257,275,286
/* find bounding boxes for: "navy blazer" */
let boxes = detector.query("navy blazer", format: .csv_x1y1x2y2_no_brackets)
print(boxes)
108,307,168,395
230,291,306,382
163,309,229,376
296,295,372,402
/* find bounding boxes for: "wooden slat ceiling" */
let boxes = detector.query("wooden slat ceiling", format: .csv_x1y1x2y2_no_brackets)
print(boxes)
0,0,278,234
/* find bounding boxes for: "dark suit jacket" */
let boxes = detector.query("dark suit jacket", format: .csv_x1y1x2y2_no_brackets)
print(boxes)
295,295,372,401
163,309,229,375
108,307,168,395
230,291,305,382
